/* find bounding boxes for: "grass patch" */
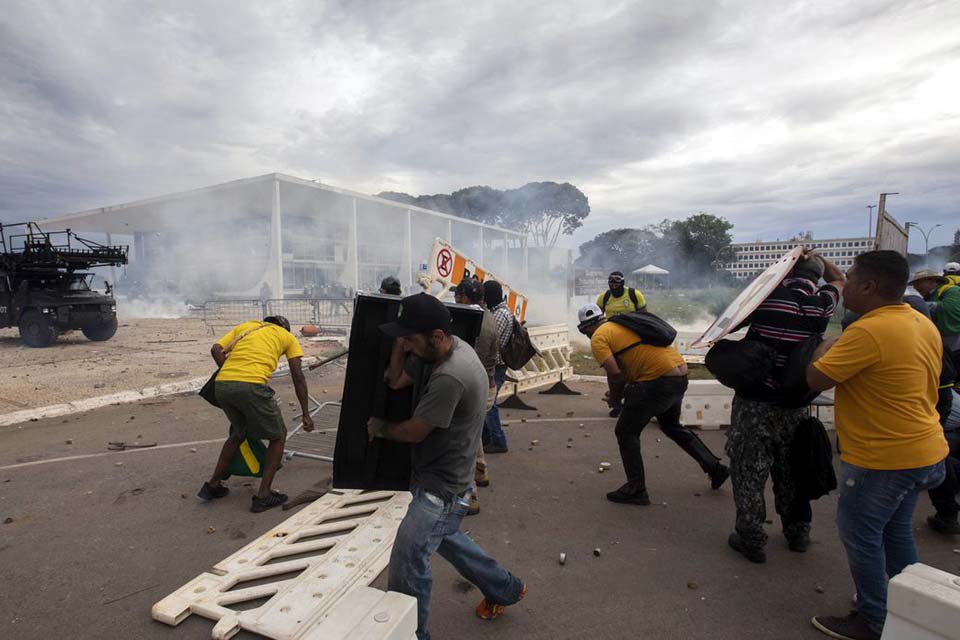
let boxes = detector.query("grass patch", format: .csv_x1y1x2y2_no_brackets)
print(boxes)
642,288,738,326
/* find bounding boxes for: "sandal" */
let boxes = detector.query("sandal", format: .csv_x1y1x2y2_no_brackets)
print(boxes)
251,491,288,513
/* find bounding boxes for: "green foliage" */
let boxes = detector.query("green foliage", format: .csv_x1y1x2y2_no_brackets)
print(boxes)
576,212,734,281
377,182,590,248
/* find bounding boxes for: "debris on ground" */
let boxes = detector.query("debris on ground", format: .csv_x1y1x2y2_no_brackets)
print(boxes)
559,553,566,565
687,581,699,590
206,526,216,534
189,448,197,453
114,462,123,467
108,441,157,451
3,517,13,524
566,411,575,417
65,439,73,444
599,462,612,469
815,586,825,594
593,548,601,557
531,439,539,446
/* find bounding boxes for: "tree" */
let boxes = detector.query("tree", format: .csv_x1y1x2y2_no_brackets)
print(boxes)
668,212,734,276
377,181,590,247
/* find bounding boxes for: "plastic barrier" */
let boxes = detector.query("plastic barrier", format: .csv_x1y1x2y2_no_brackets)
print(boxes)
499,324,574,399
152,490,412,639
883,563,960,639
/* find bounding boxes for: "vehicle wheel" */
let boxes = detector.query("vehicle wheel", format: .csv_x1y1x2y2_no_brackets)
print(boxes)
19,310,58,348
82,316,118,342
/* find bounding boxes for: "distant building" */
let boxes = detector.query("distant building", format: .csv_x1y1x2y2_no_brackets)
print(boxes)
722,234,874,280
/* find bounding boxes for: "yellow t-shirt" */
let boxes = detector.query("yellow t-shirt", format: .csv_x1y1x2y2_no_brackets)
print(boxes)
215,321,304,385
590,321,684,383
597,288,646,318
813,304,948,470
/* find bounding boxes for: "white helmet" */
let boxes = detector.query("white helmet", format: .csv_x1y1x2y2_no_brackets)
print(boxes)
944,262,960,275
577,303,604,331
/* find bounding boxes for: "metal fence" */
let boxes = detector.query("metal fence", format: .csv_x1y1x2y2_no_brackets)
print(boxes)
201,298,353,334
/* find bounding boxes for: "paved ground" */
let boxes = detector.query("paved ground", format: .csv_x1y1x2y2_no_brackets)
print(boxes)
1,377,958,640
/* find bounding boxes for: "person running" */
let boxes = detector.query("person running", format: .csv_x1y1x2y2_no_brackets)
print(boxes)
807,251,948,640
577,303,729,505
726,251,843,563
198,315,313,513
482,280,512,454
596,271,646,318
371,293,525,640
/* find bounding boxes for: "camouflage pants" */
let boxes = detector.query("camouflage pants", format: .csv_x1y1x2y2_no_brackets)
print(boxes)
726,396,812,549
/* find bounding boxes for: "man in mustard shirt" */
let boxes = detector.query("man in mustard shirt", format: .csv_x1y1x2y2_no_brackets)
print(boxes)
596,271,646,318
198,315,314,513
578,303,728,505
805,251,948,640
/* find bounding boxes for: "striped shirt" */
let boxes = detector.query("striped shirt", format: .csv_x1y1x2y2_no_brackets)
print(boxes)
491,302,514,365
741,277,839,401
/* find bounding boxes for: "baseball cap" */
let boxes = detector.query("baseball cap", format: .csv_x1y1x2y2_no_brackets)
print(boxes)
379,293,451,337
454,278,485,303
577,303,604,330
944,262,960,274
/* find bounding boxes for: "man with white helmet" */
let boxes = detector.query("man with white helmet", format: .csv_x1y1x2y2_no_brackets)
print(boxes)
944,261,960,285
577,303,729,506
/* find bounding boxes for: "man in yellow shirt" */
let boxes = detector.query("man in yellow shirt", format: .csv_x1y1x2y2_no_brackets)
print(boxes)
198,315,314,513
805,251,948,640
596,271,646,318
577,303,728,505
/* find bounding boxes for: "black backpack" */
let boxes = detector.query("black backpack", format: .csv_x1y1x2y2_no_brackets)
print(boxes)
606,310,677,348
601,287,642,312
500,316,538,370
778,335,823,408
790,416,837,501
705,339,776,391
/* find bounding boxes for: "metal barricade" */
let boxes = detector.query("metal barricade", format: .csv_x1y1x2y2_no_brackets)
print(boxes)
284,401,341,462
201,298,354,334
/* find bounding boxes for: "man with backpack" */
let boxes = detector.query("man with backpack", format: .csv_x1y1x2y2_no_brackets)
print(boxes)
482,280,513,453
577,303,729,505
597,271,646,318
725,251,844,564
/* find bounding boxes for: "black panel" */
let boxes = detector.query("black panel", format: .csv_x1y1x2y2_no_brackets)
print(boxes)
332,294,484,490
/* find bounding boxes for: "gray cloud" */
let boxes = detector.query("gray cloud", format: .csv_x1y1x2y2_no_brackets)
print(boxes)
1,0,958,253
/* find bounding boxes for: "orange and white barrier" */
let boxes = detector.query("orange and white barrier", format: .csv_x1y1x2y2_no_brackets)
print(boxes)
427,238,528,321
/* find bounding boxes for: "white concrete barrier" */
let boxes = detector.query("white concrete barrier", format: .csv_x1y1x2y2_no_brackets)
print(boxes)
883,563,960,640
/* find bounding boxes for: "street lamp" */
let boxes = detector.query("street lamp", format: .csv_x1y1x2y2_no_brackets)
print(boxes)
905,222,942,260
866,205,876,237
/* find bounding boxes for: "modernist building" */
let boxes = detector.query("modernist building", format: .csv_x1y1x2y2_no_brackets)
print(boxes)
40,173,528,300
723,235,875,280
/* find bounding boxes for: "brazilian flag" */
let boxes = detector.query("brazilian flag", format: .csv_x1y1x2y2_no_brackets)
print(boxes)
227,438,268,477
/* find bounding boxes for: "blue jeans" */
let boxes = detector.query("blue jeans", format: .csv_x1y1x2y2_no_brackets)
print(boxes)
836,460,946,632
482,365,508,448
388,486,524,640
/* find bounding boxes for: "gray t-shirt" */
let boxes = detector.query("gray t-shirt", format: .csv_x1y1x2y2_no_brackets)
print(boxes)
410,336,488,500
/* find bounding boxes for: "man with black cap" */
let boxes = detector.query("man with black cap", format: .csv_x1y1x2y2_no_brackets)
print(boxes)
380,275,402,296
454,277,499,514
370,293,526,639
482,279,513,453
198,315,313,513
597,271,646,319
726,251,844,563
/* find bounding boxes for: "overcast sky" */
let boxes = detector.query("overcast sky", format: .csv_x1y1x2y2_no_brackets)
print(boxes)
2,1,958,253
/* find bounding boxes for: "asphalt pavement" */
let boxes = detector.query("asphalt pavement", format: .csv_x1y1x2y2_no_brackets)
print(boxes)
1,377,958,640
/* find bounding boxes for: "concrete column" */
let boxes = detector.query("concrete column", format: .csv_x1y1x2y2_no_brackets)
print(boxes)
351,198,360,292
406,210,413,290
503,231,508,275
447,219,452,243
479,227,484,265
270,178,284,298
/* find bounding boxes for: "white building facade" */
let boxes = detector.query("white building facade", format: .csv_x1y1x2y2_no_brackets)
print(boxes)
723,236,875,280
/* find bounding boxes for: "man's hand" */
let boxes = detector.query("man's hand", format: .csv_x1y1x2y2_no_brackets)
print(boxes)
609,403,622,418
301,414,315,432
367,417,387,442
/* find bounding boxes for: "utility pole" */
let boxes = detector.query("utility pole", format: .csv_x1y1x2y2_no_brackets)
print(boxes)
866,204,876,237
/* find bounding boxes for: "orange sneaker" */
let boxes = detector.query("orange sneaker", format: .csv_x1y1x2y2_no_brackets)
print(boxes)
475,583,526,620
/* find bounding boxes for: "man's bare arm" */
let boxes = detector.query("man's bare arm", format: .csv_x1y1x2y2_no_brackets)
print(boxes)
368,416,435,443
601,356,626,406
387,339,414,390
289,357,314,431
211,344,227,367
